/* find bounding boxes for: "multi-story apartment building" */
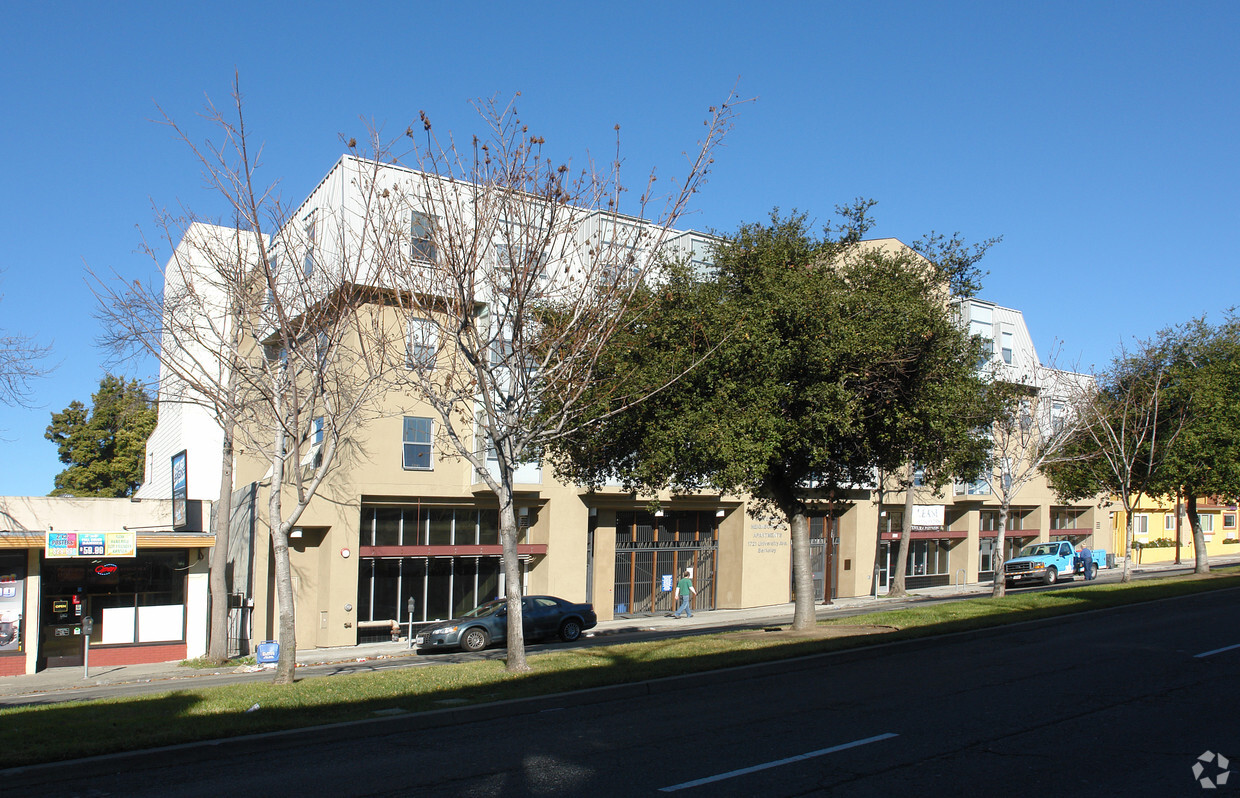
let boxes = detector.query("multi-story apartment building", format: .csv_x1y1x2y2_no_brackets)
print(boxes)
125,157,1107,659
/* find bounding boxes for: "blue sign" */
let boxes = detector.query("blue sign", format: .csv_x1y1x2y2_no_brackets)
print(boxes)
661,574,674,592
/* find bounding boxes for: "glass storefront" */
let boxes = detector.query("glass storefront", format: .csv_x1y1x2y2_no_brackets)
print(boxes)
39,550,187,667
357,504,529,640
879,539,954,589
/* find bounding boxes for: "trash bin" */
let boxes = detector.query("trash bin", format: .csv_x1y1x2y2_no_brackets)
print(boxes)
256,640,279,665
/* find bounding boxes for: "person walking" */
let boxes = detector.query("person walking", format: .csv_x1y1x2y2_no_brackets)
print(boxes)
673,570,696,618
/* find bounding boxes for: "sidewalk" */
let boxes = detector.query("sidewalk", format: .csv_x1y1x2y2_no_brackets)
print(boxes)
1,556,1226,701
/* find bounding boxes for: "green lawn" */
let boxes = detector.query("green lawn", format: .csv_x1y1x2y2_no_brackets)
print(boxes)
2,568,1236,769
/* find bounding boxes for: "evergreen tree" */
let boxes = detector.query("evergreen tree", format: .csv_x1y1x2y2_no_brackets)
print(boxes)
45,375,156,497
550,208,997,628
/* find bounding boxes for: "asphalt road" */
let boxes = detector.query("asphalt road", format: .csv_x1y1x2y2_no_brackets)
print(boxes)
5,584,1238,797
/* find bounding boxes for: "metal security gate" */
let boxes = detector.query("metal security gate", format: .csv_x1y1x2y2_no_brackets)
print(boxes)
794,515,838,603
613,511,718,616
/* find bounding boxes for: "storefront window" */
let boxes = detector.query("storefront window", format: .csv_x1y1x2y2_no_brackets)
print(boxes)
41,550,187,645
0,554,25,654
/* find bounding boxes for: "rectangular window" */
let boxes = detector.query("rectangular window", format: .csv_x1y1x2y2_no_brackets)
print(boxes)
303,214,316,277
1164,514,1176,532
1134,514,1149,539
1051,508,1084,530
402,416,433,470
1225,513,1236,530
406,318,439,370
411,212,437,262
1200,514,1214,534
1001,330,1014,365
968,303,994,367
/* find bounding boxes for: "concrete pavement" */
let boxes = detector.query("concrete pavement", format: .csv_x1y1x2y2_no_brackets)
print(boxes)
0,556,1227,701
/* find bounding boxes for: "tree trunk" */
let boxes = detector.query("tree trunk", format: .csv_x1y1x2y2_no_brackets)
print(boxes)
206,421,234,664
887,472,916,598
991,503,1009,598
778,489,815,630
1187,494,1211,574
1121,510,1134,583
269,421,298,684
496,479,529,673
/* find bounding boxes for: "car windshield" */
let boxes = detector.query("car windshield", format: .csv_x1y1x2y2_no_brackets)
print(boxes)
461,601,505,618
1019,544,1059,557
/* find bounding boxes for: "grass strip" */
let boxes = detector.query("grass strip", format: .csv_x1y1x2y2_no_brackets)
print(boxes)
2,568,1236,768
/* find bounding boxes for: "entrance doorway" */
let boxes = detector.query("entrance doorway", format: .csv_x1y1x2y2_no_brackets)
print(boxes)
40,593,85,668
613,511,719,615
795,515,838,603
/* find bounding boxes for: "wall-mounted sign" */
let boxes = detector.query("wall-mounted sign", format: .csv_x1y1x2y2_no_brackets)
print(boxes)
912,504,946,531
46,531,137,559
94,563,118,576
171,450,188,529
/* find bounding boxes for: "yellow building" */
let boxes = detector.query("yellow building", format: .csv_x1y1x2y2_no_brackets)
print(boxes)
1110,496,1239,565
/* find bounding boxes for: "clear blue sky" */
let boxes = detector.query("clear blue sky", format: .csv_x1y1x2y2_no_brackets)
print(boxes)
1,2,1236,497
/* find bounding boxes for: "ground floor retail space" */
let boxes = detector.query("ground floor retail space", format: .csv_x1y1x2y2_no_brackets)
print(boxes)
0,542,209,676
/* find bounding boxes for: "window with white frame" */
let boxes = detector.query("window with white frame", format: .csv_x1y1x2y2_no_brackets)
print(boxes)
1000,329,1014,365
1200,513,1214,535
1164,514,1176,532
496,240,549,285
1134,514,1149,540
402,417,433,470
301,416,324,468
1225,513,1237,530
411,212,437,262
406,318,439,370
303,213,316,277
968,303,994,366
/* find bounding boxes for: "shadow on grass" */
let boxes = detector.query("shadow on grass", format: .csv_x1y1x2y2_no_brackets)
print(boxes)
3,568,1237,770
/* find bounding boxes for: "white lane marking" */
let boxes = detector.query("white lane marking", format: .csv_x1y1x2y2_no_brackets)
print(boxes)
659,732,899,792
1195,642,1240,658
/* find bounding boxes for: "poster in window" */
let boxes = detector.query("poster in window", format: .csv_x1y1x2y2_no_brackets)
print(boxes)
0,558,25,653
171,450,188,529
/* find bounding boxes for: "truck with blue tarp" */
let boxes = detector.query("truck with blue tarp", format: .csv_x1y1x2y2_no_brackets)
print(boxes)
1003,540,1106,587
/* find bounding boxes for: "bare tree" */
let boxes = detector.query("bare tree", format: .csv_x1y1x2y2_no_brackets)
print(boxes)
977,362,1090,597
0,278,52,409
94,81,405,681
1045,338,1189,583
362,93,740,672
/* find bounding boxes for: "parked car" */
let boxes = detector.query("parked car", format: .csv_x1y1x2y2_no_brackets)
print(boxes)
415,595,597,653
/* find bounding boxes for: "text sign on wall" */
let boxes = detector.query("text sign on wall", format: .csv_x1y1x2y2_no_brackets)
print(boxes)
45,531,137,559
912,504,946,531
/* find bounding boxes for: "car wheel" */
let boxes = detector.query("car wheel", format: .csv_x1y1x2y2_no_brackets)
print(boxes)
460,627,490,652
1090,563,1098,579
559,619,583,642
1044,566,1057,586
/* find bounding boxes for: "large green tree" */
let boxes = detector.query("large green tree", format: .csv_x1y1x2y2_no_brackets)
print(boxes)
1147,315,1240,573
549,208,997,628
45,375,157,497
